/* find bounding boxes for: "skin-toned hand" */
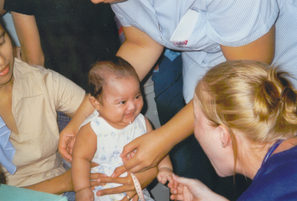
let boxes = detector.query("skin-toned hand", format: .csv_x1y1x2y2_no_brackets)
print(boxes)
97,166,157,201
23,163,104,195
112,129,172,177
88,163,109,190
95,173,138,200
58,127,76,163
169,175,229,201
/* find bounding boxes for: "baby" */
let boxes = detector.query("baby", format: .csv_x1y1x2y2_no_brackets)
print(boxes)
72,57,173,201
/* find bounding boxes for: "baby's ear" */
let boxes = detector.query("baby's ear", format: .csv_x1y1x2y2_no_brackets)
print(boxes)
89,96,101,110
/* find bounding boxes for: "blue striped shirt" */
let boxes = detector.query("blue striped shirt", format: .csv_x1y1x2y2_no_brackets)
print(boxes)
112,0,297,103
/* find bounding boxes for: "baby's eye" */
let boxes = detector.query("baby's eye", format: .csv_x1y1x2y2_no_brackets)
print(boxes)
0,36,5,46
135,94,142,99
119,101,126,105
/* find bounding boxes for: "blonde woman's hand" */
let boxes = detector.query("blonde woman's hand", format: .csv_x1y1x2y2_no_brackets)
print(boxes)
169,175,229,201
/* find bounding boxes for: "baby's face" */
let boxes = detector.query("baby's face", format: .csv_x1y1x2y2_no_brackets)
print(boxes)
97,76,143,129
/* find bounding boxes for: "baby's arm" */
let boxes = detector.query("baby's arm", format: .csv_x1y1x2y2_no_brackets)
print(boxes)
144,118,173,185
72,123,97,201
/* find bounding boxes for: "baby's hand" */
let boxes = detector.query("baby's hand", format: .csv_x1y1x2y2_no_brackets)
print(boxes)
76,188,94,201
157,167,173,185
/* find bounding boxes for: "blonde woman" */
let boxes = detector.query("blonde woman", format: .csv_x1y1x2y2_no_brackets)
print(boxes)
170,60,297,200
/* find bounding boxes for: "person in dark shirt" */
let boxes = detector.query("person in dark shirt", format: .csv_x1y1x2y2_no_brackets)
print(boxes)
4,0,120,90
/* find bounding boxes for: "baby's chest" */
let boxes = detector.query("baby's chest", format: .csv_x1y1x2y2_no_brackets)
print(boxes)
93,134,130,164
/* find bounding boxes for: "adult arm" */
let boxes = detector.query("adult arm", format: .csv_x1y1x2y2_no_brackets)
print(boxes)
221,25,275,64
116,26,164,80
0,0,6,16
145,117,173,185
23,165,104,195
23,169,73,195
11,11,44,66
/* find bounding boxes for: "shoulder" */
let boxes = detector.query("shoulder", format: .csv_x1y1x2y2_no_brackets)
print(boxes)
134,113,146,125
14,58,84,105
111,0,146,28
14,58,78,89
14,58,55,78
89,115,114,134
204,0,278,46
239,146,297,200
13,58,46,84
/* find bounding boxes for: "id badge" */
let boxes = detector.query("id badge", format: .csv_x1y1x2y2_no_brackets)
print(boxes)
170,9,199,48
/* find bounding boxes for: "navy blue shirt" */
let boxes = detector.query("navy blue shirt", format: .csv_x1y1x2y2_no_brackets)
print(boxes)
238,145,297,200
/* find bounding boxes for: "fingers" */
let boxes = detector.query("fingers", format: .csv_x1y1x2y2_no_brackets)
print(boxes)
127,150,136,160
158,174,174,185
167,177,176,189
170,193,184,201
67,137,76,155
121,196,130,201
90,162,99,168
120,193,137,201
59,148,72,163
90,171,107,188
90,173,107,181
157,175,167,185
170,184,184,194
90,172,107,186
167,175,174,184
170,184,187,201
120,134,162,174
120,141,147,173
59,134,76,162
120,141,138,160
131,193,139,201
123,157,151,174
98,175,133,186
90,180,105,189
96,185,133,196
172,175,198,187
112,165,127,178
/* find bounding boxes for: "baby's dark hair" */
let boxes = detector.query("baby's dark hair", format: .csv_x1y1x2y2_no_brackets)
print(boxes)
88,56,140,103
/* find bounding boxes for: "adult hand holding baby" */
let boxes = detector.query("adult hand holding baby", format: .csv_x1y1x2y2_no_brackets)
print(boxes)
113,102,194,177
